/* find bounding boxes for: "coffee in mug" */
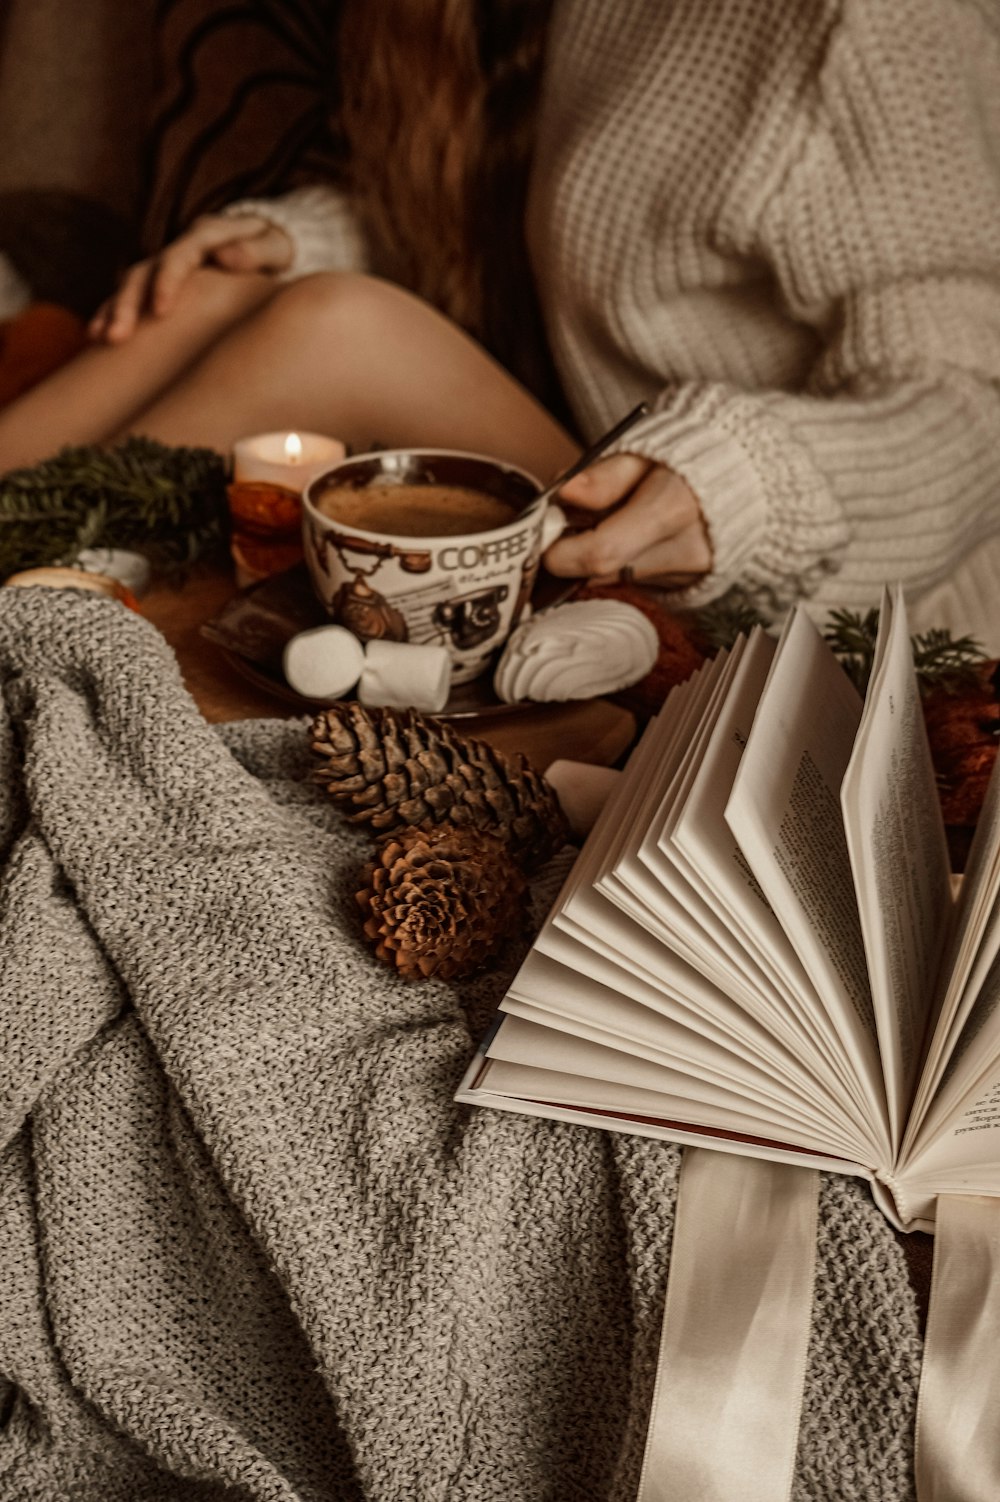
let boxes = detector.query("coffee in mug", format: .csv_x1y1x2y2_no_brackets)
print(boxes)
312,482,518,538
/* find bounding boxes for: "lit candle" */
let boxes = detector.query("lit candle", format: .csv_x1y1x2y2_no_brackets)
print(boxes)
232,430,346,492
228,431,346,588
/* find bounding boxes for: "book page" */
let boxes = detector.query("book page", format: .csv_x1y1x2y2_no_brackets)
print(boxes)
568,649,863,1131
841,585,952,1153
457,1049,870,1182
555,664,717,971
551,659,795,1040
725,607,890,1160
512,694,685,992
483,646,869,1162
504,951,868,1152
904,936,1000,1170
541,905,824,1104
601,652,751,997
480,1016,865,1156
666,626,879,1140
608,639,846,1083
897,1016,1000,1191
515,669,818,1098
905,745,1000,1144
503,997,847,1136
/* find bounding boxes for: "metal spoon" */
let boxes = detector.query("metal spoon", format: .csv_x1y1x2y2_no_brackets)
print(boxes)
536,401,650,508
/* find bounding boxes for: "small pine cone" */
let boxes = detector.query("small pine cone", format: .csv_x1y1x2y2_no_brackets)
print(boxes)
356,823,529,981
310,702,567,871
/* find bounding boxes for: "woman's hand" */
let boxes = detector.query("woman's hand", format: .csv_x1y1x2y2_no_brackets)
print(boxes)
88,214,294,344
543,453,712,586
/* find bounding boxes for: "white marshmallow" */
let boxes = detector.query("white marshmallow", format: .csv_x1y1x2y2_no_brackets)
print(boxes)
283,625,365,699
358,639,452,714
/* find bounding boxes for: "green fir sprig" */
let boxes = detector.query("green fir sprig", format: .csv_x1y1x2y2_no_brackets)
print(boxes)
910,627,988,693
823,608,986,696
695,591,987,697
692,589,767,652
0,437,231,580
821,607,881,693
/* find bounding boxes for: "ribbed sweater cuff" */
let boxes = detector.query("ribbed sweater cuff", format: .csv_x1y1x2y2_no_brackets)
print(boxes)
615,386,850,610
617,404,767,591
222,185,369,281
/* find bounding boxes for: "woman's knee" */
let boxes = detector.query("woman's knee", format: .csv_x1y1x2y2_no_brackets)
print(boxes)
264,271,430,342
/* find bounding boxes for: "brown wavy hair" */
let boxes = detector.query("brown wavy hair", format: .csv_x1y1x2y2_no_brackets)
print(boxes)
336,0,566,417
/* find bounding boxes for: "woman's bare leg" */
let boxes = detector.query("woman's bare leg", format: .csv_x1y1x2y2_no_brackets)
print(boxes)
0,269,278,472
122,273,579,482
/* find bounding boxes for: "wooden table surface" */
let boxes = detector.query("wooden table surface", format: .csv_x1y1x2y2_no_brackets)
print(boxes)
140,566,637,772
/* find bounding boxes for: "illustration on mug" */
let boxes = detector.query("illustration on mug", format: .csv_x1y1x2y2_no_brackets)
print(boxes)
314,524,433,642
433,584,510,651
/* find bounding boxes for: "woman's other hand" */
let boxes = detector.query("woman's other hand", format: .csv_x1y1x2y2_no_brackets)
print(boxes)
543,453,712,586
88,214,294,344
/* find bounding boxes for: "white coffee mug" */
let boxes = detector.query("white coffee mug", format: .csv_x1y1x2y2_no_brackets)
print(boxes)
302,449,566,684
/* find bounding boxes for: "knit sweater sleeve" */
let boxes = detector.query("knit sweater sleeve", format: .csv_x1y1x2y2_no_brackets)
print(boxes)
221,182,370,280
617,0,1000,614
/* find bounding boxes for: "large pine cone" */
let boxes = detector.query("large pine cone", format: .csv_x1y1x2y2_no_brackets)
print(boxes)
310,702,568,871
357,823,529,981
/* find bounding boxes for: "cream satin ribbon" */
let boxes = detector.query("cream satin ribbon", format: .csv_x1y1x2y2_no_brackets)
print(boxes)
916,1193,1000,1502
637,1149,820,1502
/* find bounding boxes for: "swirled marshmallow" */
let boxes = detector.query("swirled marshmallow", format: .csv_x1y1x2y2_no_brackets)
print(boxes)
493,599,658,703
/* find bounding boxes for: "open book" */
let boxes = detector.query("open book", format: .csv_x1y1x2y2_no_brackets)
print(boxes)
457,586,1000,1232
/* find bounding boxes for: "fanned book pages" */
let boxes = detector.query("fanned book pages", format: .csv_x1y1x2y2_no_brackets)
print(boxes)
457,585,1000,1232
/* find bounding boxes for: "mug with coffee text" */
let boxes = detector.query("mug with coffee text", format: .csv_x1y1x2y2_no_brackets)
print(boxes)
302,449,566,684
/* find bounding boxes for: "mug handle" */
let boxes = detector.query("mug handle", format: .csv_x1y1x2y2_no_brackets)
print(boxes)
539,503,568,552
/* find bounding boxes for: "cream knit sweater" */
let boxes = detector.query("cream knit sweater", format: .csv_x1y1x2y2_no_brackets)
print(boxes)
233,0,1000,642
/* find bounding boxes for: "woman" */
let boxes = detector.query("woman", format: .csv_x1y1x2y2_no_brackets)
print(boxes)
1,0,998,633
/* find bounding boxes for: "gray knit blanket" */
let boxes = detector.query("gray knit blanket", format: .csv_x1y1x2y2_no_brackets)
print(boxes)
0,590,923,1502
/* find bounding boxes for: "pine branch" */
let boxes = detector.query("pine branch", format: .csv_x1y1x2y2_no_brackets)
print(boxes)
0,436,231,579
822,607,881,693
697,599,987,698
693,588,767,652
823,608,986,696
910,627,987,694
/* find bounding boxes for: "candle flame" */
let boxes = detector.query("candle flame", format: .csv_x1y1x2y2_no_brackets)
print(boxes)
284,432,303,464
